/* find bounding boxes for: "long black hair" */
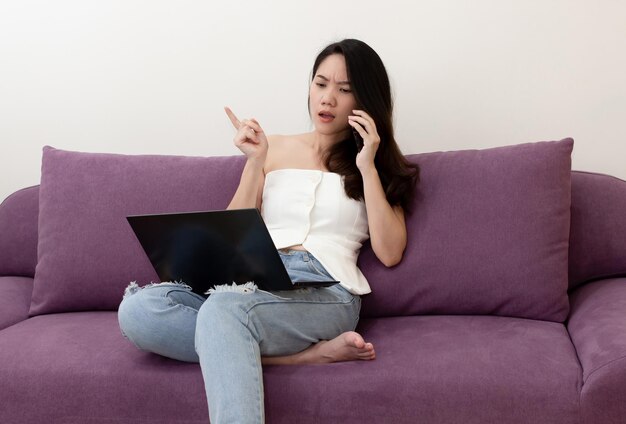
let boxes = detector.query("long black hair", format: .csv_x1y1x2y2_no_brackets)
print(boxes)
308,39,420,212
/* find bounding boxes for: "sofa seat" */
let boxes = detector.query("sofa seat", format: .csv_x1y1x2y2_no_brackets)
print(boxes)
0,312,582,424
268,315,582,424
0,312,207,424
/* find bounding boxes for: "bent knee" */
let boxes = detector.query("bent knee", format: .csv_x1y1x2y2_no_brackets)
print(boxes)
117,293,146,342
118,286,166,342
197,291,252,327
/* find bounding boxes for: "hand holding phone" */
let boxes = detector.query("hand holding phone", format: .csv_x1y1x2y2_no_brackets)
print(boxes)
350,109,381,165
352,127,364,152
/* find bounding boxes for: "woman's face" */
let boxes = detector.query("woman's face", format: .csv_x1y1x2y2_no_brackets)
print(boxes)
309,54,357,139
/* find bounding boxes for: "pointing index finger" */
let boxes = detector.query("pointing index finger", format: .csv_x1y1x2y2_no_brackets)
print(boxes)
224,106,241,129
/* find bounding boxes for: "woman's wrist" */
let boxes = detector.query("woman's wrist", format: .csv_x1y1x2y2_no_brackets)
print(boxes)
358,163,378,180
245,155,266,171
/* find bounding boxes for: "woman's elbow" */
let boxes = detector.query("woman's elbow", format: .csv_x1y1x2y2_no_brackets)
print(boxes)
382,256,402,268
372,233,407,267
377,248,404,268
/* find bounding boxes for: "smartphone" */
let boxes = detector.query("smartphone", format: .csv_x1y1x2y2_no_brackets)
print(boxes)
352,127,364,152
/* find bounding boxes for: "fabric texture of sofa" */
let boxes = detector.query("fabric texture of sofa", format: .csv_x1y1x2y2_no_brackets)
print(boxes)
1,138,626,423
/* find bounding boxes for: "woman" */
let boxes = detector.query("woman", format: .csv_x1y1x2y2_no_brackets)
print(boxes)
118,38,419,424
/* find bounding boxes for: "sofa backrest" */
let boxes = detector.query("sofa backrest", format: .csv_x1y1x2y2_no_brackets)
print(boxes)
2,142,624,321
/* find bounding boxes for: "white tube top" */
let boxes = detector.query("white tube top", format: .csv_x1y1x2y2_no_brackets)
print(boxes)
261,168,371,295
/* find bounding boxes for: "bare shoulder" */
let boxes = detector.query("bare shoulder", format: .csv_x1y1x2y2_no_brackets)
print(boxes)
264,134,285,173
264,133,311,172
265,134,284,161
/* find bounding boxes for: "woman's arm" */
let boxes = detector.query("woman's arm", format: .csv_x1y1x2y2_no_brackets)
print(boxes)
349,109,407,267
361,167,406,267
227,159,265,210
224,107,268,210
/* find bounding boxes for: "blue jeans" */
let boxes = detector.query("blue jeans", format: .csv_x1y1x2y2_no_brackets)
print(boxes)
118,249,361,424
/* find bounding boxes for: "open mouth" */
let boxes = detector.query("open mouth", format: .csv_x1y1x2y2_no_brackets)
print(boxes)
318,112,335,121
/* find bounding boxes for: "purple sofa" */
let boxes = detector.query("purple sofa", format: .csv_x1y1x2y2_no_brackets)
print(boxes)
1,139,626,423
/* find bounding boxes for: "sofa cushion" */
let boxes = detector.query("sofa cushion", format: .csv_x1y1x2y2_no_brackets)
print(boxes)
568,171,626,288
0,312,208,424
31,147,245,315
344,316,581,424
359,138,573,322
0,312,581,423
0,185,39,278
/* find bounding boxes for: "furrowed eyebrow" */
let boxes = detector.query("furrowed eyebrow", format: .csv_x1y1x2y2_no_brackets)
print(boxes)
315,75,351,85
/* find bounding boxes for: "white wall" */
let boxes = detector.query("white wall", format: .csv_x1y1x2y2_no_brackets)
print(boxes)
1,0,625,202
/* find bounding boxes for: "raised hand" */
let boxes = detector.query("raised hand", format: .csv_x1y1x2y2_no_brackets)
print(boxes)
348,109,381,173
224,106,268,162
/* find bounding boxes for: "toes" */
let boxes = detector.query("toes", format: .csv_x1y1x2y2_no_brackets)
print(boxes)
346,334,374,353
345,331,365,349
358,351,376,360
335,331,365,349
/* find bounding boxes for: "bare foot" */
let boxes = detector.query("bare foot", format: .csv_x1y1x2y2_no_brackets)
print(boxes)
262,331,376,365
304,331,376,364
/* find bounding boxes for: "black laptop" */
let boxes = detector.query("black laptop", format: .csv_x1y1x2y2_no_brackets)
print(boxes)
126,208,339,297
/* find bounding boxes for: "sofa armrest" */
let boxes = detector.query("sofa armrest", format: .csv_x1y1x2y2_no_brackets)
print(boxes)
0,276,33,330
569,171,626,290
567,277,626,423
0,185,39,277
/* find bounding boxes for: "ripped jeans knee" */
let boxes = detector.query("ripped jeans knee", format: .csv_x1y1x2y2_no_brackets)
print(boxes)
205,282,258,295
118,281,204,363
122,280,193,299
122,280,259,303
